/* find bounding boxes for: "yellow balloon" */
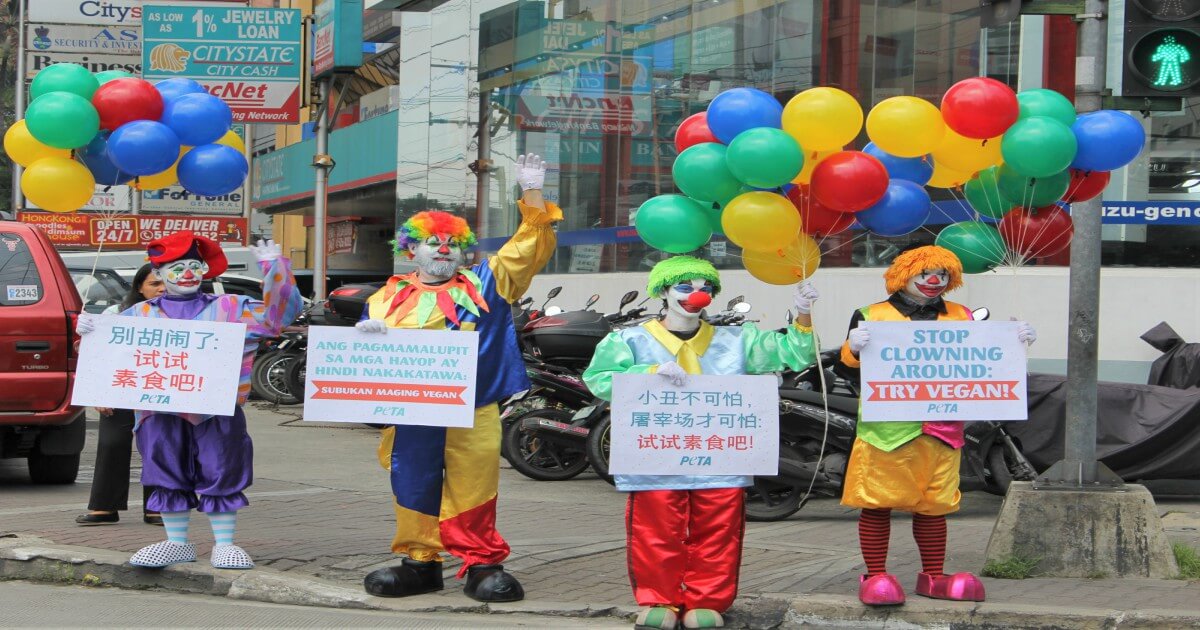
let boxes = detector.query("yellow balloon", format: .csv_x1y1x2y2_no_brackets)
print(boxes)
215,130,245,153
22,157,95,213
134,147,189,190
721,192,801,252
742,235,822,285
932,128,1003,174
866,96,945,158
926,160,971,189
782,87,863,153
4,120,70,167
792,148,841,185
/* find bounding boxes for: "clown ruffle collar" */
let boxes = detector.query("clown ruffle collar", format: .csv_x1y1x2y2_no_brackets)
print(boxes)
382,269,490,327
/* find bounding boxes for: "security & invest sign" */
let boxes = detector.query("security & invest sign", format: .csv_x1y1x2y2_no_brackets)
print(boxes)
142,4,302,123
17,212,247,248
859,321,1028,422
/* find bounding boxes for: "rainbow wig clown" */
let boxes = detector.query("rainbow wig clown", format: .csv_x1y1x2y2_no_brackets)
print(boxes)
392,211,478,258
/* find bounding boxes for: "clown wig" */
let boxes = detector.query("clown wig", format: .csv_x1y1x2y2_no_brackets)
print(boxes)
392,211,478,258
884,245,964,295
647,256,722,297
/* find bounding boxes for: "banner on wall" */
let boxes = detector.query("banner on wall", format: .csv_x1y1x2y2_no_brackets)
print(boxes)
17,212,247,248
27,23,142,54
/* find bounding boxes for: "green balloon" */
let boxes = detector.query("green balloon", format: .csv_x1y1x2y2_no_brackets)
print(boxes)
1000,116,1077,178
935,221,1007,274
95,70,135,85
726,127,804,189
964,167,1007,219
705,202,725,235
30,63,100,101
1017,89,1076,127
997,165,1070,208
673,143,741,205
25,92,100,149
635,195,713,254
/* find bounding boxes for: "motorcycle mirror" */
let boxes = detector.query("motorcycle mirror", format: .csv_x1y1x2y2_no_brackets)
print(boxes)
733,302,751,314
786,310,794,324
972,307,990,321
545,306,564,316
547,286,562,299
619,290,638,309
519,297,533,307
727,295,744,310
584,294,600,310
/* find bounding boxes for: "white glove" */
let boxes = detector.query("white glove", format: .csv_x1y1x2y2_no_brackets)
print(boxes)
848,324,870,355
355,318,388,334
515,153,547,191
656,361,688,387
76,312,96,336
793,281,819,315
250,239,282,263
1016,321,1037,346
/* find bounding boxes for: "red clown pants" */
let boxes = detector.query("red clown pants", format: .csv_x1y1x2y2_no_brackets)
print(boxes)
625,488,745,611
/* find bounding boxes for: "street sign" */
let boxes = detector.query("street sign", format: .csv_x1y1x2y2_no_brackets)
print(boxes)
313,0,364,77
142,4,303,123
27,23,141,54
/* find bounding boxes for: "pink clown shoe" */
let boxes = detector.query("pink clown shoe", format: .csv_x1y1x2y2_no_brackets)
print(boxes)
858,573,905,606
915,572,986,602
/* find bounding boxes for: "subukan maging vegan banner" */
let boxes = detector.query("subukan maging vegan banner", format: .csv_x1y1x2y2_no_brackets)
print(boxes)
859,321,1028,422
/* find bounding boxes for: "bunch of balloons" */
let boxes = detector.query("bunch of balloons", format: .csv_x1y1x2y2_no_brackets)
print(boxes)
4,64,249,213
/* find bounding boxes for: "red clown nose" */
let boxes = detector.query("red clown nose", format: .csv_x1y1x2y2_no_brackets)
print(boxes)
685,292,712,308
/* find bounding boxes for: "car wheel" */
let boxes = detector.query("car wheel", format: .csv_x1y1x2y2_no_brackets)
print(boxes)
252,350,302,405
27,452,80,484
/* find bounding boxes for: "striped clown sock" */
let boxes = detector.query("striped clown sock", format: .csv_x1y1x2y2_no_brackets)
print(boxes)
208,511,237,546
161,511,191,545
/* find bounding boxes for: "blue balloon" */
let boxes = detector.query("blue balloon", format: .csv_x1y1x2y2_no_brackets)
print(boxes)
178,144,248,196
154,78,207,105
706,88,783,144
77,131,134,186
1070,110,1145,172
161,93,233,146
863,142,933,185
106,121,181,176
855,180,932,237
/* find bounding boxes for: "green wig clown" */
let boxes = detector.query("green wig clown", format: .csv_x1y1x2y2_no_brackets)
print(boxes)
647,255,722,297
392,211,478,258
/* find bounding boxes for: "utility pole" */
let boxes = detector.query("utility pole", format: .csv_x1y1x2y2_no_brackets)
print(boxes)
12,0,25,213
312,77,331,301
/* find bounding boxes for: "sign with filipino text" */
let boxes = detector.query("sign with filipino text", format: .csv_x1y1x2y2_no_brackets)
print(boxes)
27,23,141,54
143,4,303,123
860,321,1028,422
17,212,247,248
302,326,479,428
72,316,246,416
610,374,779,476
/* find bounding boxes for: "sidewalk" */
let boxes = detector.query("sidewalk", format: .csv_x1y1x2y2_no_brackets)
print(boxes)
2,403,1200,628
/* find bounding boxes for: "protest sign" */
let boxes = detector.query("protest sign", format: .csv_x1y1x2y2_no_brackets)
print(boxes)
72,315,246,416
302,326,478,428
860,321,1027,422
610,374,779,476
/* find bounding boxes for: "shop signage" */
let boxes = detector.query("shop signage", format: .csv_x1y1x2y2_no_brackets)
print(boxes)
29,1,143,26
25,51,141,79
142,4,303,123
27,23,141,54
327,220,356,255
1098,201,1200,225
517,92,651,135
26,185,131,213
17,212,248,248
141,186,244,215
313,0,364,78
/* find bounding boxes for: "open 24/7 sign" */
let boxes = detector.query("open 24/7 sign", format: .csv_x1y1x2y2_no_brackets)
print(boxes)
142,5,303,123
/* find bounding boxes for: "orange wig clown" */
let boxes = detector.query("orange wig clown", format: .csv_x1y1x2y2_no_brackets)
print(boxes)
883,246,964,295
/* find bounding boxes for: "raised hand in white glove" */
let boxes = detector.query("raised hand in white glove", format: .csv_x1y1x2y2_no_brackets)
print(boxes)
848,324,870,356
250,239,282,263
1016,321,1037,346
76,312,96,336
793,281,819,315
656,361,689,387
355,318,388,334
515,153,547,191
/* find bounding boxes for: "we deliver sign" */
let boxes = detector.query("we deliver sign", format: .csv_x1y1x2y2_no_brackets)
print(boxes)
18,212,247,249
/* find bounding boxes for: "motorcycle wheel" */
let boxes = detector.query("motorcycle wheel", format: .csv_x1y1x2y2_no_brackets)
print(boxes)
502,409,590,481
744,478,807,522
251,350,302,405
585,414,616,485
285,354,307,402
985,444,1015,496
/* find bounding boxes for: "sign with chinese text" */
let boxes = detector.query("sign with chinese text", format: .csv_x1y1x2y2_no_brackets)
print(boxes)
73,316,246,416
17,212,247,249
860,321,1028,422
303,327,478,428
610,374,779,476
142,4,303,123
312,0,363,78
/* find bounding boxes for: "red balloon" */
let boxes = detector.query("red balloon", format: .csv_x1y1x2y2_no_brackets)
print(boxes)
786,185,856,237
810,151,889,212
999,205,1074,259
674,112,719,153
92,78,165,131
1063,169,1110,203
941,77,1019,139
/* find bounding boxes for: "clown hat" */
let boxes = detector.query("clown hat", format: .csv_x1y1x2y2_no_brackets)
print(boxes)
146,231,228,279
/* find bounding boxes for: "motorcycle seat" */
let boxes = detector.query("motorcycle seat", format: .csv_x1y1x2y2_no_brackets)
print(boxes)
779,388,860,415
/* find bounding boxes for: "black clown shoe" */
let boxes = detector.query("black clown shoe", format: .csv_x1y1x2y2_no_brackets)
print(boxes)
463,563,525,602
363,558,444,597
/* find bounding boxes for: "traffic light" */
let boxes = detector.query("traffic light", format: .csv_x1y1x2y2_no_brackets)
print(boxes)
1122,0,1200,97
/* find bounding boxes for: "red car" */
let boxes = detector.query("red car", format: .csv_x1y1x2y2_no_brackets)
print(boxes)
0,221,86,483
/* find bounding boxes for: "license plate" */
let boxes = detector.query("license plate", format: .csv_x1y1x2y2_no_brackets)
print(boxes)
6,285,38,301
572,405,595,421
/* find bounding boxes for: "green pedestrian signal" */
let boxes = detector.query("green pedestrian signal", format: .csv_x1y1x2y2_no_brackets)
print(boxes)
1150,35,1190,87
1123,1,1200,97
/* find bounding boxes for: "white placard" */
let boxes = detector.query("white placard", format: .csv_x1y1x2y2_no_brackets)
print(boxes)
610,373,779,476
302,326,479,428
860,321,1028,422
72,315,246,416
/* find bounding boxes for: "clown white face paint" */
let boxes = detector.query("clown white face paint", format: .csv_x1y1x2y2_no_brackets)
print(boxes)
409,234,464,282
158,258,208,297
904,268,949,303
658,278,714,333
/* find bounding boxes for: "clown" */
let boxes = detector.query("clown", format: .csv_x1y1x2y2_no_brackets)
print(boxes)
583,256,819,630
836,245,1035,606
357,153,561,602
76,232,301,569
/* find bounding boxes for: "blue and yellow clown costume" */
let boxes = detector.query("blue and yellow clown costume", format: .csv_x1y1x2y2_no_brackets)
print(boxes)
362,195,561,601
583,256,817,627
